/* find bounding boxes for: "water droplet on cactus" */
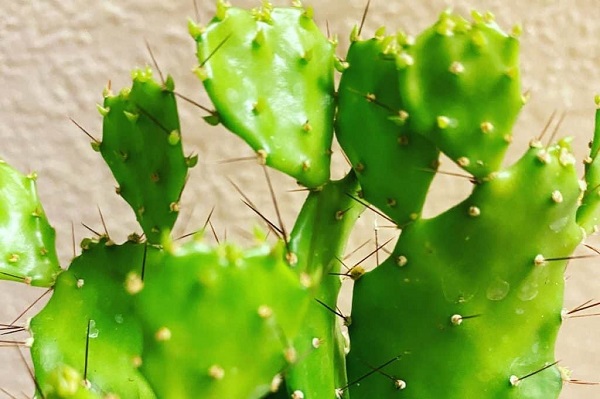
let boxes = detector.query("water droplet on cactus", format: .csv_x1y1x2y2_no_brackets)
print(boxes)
549,216,569,232
114,314,124,324
518,281,539,301
486,278,510,301
442,273,477,303
88,320,99,339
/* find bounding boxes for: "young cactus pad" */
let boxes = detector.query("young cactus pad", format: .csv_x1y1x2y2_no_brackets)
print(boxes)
0,160,61,287
193,2,336,188
100,69,191,244
336,33,439,225
397,11,523,178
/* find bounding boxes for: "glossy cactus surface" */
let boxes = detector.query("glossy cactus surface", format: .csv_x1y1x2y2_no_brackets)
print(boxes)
0,160,61,287
193,3,336,188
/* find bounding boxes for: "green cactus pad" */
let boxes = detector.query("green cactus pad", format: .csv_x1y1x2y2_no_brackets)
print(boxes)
283,173,363,398
0,160,61,287
336,35,439,225
577,100,600,233
194,3,335,188
348,140,583,398
30,238,158,398
100,69,189,244
397,11,522,177
135,239,310,399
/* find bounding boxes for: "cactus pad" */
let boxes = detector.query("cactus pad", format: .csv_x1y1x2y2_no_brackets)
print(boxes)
284,173,363,398
336,35,439,225
30,238,158,398
100,69,190,244
135,239,310,398
347,140,583,398
397,11,522,177
193,3,335,188
0,160,61,287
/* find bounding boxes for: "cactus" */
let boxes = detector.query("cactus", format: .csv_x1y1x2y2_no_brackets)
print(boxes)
2,2,600,399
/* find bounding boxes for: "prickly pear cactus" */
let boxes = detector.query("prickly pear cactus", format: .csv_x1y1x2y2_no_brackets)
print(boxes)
1,2,599,399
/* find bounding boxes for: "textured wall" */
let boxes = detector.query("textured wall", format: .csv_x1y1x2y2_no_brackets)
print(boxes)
1,0,600,397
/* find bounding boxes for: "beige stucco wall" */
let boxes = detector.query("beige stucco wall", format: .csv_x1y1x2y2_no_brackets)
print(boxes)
1,0,600,397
